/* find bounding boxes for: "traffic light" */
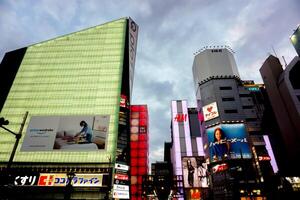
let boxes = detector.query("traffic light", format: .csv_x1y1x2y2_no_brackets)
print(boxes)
0,117,9,126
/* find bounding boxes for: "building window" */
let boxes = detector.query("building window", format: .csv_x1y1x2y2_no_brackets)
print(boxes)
224,109,238,113
242,105,253,109
289,61,300,89
222,97,235,101
246,118,257,122
239,94,251,97
220,86,232,90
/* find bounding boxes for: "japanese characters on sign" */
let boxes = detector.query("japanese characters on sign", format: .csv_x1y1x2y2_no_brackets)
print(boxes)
13,173,104,187
202,102,219,121
14,175,38,186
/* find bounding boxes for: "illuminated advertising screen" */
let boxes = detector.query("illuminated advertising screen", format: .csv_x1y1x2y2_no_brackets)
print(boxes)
202,102,219,121
38,173,103,187
291,25,300,56
21,115,110,151
206,124,251,162
182,157,209,188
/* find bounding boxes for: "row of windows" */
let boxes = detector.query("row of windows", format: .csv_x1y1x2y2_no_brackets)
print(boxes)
22,55,123,63
20,64,121,72
24,49,123,57
222,97,235,101
28,47,122,54
219,86,232,90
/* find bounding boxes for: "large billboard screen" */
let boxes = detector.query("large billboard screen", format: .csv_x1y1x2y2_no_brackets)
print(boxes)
182,157,209,188
206,124,251,162
290,25,300,56
21,115,110,151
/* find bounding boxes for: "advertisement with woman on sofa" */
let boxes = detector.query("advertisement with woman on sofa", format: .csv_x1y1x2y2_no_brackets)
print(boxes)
21,115,110,151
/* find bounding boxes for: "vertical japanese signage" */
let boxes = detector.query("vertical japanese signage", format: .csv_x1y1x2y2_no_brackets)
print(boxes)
128,17,138,97
113,163,130,199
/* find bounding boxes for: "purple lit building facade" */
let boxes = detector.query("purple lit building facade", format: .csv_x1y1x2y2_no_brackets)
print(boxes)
170,100,207,200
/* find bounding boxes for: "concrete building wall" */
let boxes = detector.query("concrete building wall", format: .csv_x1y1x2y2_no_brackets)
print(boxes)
193,48,240,97
260,55,300,176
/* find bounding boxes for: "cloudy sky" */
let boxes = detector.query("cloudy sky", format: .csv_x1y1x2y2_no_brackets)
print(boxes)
0,0,299,164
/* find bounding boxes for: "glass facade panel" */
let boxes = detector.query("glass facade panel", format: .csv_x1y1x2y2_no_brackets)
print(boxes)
0,18,127,163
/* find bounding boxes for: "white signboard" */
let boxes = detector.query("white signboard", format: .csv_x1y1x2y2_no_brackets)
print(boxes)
202,102,219,121
21,115,110,151
113,184,129,191
115,163,129,171
113,190,130,199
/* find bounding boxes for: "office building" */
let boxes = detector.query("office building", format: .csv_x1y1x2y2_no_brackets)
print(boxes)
0,17,138,199
150,161,173,200
192,47,271,199
260,55,300,177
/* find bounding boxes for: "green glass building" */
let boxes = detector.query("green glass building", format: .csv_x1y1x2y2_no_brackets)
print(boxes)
0,17,138,199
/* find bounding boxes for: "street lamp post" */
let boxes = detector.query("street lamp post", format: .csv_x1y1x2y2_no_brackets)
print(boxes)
0,112,28,198
65,171,75,200
0,112,28,171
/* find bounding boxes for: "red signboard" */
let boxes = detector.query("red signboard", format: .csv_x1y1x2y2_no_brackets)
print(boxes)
114,174,129,181
212,163,228,173
174,114,187,122
258,156,271,161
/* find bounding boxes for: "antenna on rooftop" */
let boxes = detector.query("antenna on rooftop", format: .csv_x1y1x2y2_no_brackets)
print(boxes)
282,56,287,67
271,45,278,58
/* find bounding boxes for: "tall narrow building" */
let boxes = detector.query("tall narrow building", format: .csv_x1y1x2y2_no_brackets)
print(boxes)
0,17,138,199
130,105,149,200
170,100,207,200
260,55,300,177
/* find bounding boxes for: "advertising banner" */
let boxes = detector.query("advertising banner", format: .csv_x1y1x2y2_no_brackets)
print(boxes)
182,157,209,188
37,173,103,187
21,115,110,151
113,190,130,199
206,124,251,162
202,102,219,121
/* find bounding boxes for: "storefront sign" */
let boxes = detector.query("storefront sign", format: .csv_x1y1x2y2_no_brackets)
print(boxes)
114,174,128,181
113,190,130,199
113,184,129,191
37,173,103,187
14,175,39,186
203,102,219,121
115,163,129,171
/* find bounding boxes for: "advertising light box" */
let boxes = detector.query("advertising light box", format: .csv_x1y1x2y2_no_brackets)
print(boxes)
21,115,110,151
202,102,219,121
206,124,251,162
37,173,103,187
182,157,209,188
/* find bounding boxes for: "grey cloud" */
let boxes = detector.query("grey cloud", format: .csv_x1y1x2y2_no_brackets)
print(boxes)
1,0,299,165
